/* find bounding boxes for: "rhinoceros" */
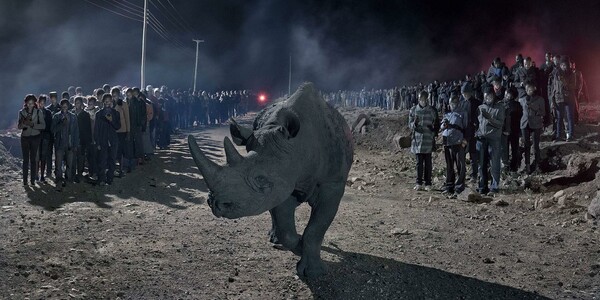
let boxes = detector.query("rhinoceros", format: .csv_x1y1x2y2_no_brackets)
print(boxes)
188,83,354,277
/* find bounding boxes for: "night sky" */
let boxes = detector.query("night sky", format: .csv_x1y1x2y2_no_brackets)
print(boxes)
1,0,599,128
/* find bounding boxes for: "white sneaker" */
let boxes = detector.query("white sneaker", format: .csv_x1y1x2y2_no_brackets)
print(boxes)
424,185,432,191
413,184,423,191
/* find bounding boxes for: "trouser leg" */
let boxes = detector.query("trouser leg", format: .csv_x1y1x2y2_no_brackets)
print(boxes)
454,145,467,193
424,153,432,186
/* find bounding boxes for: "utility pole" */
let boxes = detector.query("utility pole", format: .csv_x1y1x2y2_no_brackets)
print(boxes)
140,0,148,89
193,39,205,93
288,54,292,96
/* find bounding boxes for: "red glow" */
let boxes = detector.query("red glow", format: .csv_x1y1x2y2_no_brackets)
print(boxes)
258,94,266,102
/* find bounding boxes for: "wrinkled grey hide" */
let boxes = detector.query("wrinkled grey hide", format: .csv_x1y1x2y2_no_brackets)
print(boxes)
188,82,354,277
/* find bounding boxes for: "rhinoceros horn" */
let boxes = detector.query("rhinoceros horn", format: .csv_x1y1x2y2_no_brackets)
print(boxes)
223,136,243,165
188,135,222,188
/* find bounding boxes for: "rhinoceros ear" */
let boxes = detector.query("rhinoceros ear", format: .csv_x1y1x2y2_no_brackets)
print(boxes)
277,111,300,139
229,118,253,146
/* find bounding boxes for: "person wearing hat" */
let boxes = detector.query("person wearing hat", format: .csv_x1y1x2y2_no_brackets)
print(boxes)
440,95,468,198
550,56,577,141
18,94,46,186
460,82,482,183
476,87,506,196
52,99,79,189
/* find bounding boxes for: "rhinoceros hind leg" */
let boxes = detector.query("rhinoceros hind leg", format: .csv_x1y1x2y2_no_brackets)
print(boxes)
297,183,344,278
269,196,302,255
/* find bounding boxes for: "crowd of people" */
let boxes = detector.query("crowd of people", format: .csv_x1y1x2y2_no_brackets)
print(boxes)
17,84,253,188
325,52,587,197
406,53,586,198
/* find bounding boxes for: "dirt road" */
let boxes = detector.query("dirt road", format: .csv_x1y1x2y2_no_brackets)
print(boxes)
0,116,598,299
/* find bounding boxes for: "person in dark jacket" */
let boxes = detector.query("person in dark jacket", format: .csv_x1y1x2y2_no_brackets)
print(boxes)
510,54,524,80
440,95,468,198
550,57,577,141
460,83,482,182
487,57,510,84
514,57,539,98
501,87,523,172
73,96,92,182
476,87,505,196
19,95,46,186
519,81,546,174
95,94,121,185
128,87,147,166
45,91,61,177
52,99,79,188
37,95,53,183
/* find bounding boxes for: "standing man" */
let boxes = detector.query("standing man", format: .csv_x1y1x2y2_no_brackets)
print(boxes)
128,88,147,167
476,88,505,196
37,95,53,183
550,57,577,141
440,95,468,198
73,96,92,183
46,91,61,178
519,81,546,174
95,94,121,185
52,99,79,189
460,83,482,183
409,91,439,191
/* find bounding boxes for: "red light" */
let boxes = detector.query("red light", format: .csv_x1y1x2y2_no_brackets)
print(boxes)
258,94,266,102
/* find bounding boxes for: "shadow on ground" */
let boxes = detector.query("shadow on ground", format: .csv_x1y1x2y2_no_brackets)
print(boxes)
23,130,221,211
303,246,549,300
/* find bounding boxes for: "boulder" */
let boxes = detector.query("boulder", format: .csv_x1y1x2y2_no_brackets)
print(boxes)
588,191,600,219
557,196,575,208
458,188,492,204
535,198,556,210
392,133,412,149
552,190,565,200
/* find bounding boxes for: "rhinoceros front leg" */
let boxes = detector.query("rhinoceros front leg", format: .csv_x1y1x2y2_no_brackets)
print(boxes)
269,195,302,255
296,183,344,278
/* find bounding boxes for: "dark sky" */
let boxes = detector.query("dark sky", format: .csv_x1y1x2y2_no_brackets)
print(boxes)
1,0,600,128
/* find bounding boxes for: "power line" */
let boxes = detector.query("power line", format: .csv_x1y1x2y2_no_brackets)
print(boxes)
107,0,143,16
83,0,142,22
165,0,195,32
153,0,193,35
121,0,143,10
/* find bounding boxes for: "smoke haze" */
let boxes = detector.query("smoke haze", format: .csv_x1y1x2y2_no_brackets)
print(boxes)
1,0,599,129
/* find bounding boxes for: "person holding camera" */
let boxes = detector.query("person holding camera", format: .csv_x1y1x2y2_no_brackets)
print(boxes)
18,94,46,186
52,99,79,189
476,87,506,196
440,95,468,198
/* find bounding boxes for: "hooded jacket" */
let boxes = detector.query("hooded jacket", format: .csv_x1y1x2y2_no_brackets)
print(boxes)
18,108,46,137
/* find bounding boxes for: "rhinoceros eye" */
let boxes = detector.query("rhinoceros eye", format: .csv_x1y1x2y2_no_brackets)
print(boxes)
254,175,273,194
